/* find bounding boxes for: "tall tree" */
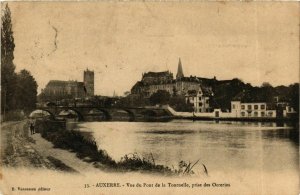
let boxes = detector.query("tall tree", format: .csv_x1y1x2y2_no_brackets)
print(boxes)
288,83,299,112
169,95,193,112
149,90,171,105
14,69,38,110
1,4,16,112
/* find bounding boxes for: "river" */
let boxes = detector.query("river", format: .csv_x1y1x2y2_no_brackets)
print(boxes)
72,120,298,189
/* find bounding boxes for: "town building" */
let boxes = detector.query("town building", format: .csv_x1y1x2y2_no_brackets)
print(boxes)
231,101,277,118
283,105,297,117
185,89,213,113
84,69,95,96
40,69,94,100
130,58,214,113
273,97,297,118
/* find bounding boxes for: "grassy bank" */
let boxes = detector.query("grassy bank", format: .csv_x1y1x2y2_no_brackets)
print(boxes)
37,120,199,176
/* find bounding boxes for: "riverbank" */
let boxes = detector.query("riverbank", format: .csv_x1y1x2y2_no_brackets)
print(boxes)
1,120,53,168
38,120,192,175
0,120,106,174
1,120,197,176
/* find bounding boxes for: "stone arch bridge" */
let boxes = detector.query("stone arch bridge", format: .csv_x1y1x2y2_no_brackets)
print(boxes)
35,106,173,122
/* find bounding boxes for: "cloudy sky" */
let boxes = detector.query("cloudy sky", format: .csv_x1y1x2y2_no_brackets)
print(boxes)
8,2,299,96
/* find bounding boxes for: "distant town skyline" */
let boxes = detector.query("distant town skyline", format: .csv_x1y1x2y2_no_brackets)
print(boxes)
9,2,299,96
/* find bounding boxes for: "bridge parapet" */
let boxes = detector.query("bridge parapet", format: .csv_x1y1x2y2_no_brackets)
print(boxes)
35,106,173,122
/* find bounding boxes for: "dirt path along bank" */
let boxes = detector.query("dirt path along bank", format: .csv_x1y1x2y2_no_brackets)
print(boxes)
1,120,103,174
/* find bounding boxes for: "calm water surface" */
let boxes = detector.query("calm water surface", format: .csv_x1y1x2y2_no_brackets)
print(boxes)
74,120,298,178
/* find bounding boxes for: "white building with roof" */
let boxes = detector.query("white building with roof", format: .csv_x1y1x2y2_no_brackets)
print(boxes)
231,101,276,118
185,87,213,113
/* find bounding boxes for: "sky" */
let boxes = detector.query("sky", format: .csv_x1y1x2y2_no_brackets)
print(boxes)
7,2,299,96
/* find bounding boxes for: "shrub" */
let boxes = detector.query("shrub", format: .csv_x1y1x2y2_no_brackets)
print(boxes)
41,129,115,166
117,153,173,175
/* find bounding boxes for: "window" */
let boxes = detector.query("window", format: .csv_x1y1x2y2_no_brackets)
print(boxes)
268,112,273,117
232,104,235,109
247,105,252,110
241,105,245,110
199,102,203,107
241,112,245,117
261,112,265,117
198,97,202,101
254,112,258,117
248,112,251,117
206,99,209,104
261,105,265,109
254,105,258,110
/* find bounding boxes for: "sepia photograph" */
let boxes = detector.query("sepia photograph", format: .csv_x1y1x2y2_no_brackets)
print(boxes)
0,1,299,194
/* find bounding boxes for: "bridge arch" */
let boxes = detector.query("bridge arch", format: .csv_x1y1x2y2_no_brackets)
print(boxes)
121,109,135,121
88,108,111,121
141,110,157,117
58,109,84,121
29,109,55,119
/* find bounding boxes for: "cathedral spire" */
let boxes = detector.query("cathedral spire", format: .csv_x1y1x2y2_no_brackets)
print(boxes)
176,58,184,79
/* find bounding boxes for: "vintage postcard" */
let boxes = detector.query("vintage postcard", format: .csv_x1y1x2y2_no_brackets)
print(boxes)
0,1,299,195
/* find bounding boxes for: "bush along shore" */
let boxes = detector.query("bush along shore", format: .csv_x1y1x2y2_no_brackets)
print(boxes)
35,119,206,176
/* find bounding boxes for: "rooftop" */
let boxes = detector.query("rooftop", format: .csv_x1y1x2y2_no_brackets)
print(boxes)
143,71,173,78
46,80,83,87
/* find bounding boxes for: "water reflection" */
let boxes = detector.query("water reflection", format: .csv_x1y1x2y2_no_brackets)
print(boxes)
74,120,298,177
262,128,299,146
141,130,195,135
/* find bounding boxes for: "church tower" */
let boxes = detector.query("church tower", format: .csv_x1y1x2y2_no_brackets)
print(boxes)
84,69,94,97
176,58,184,79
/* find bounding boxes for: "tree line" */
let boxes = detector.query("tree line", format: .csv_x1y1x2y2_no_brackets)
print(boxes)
1,4,38,116
210,79,299,112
